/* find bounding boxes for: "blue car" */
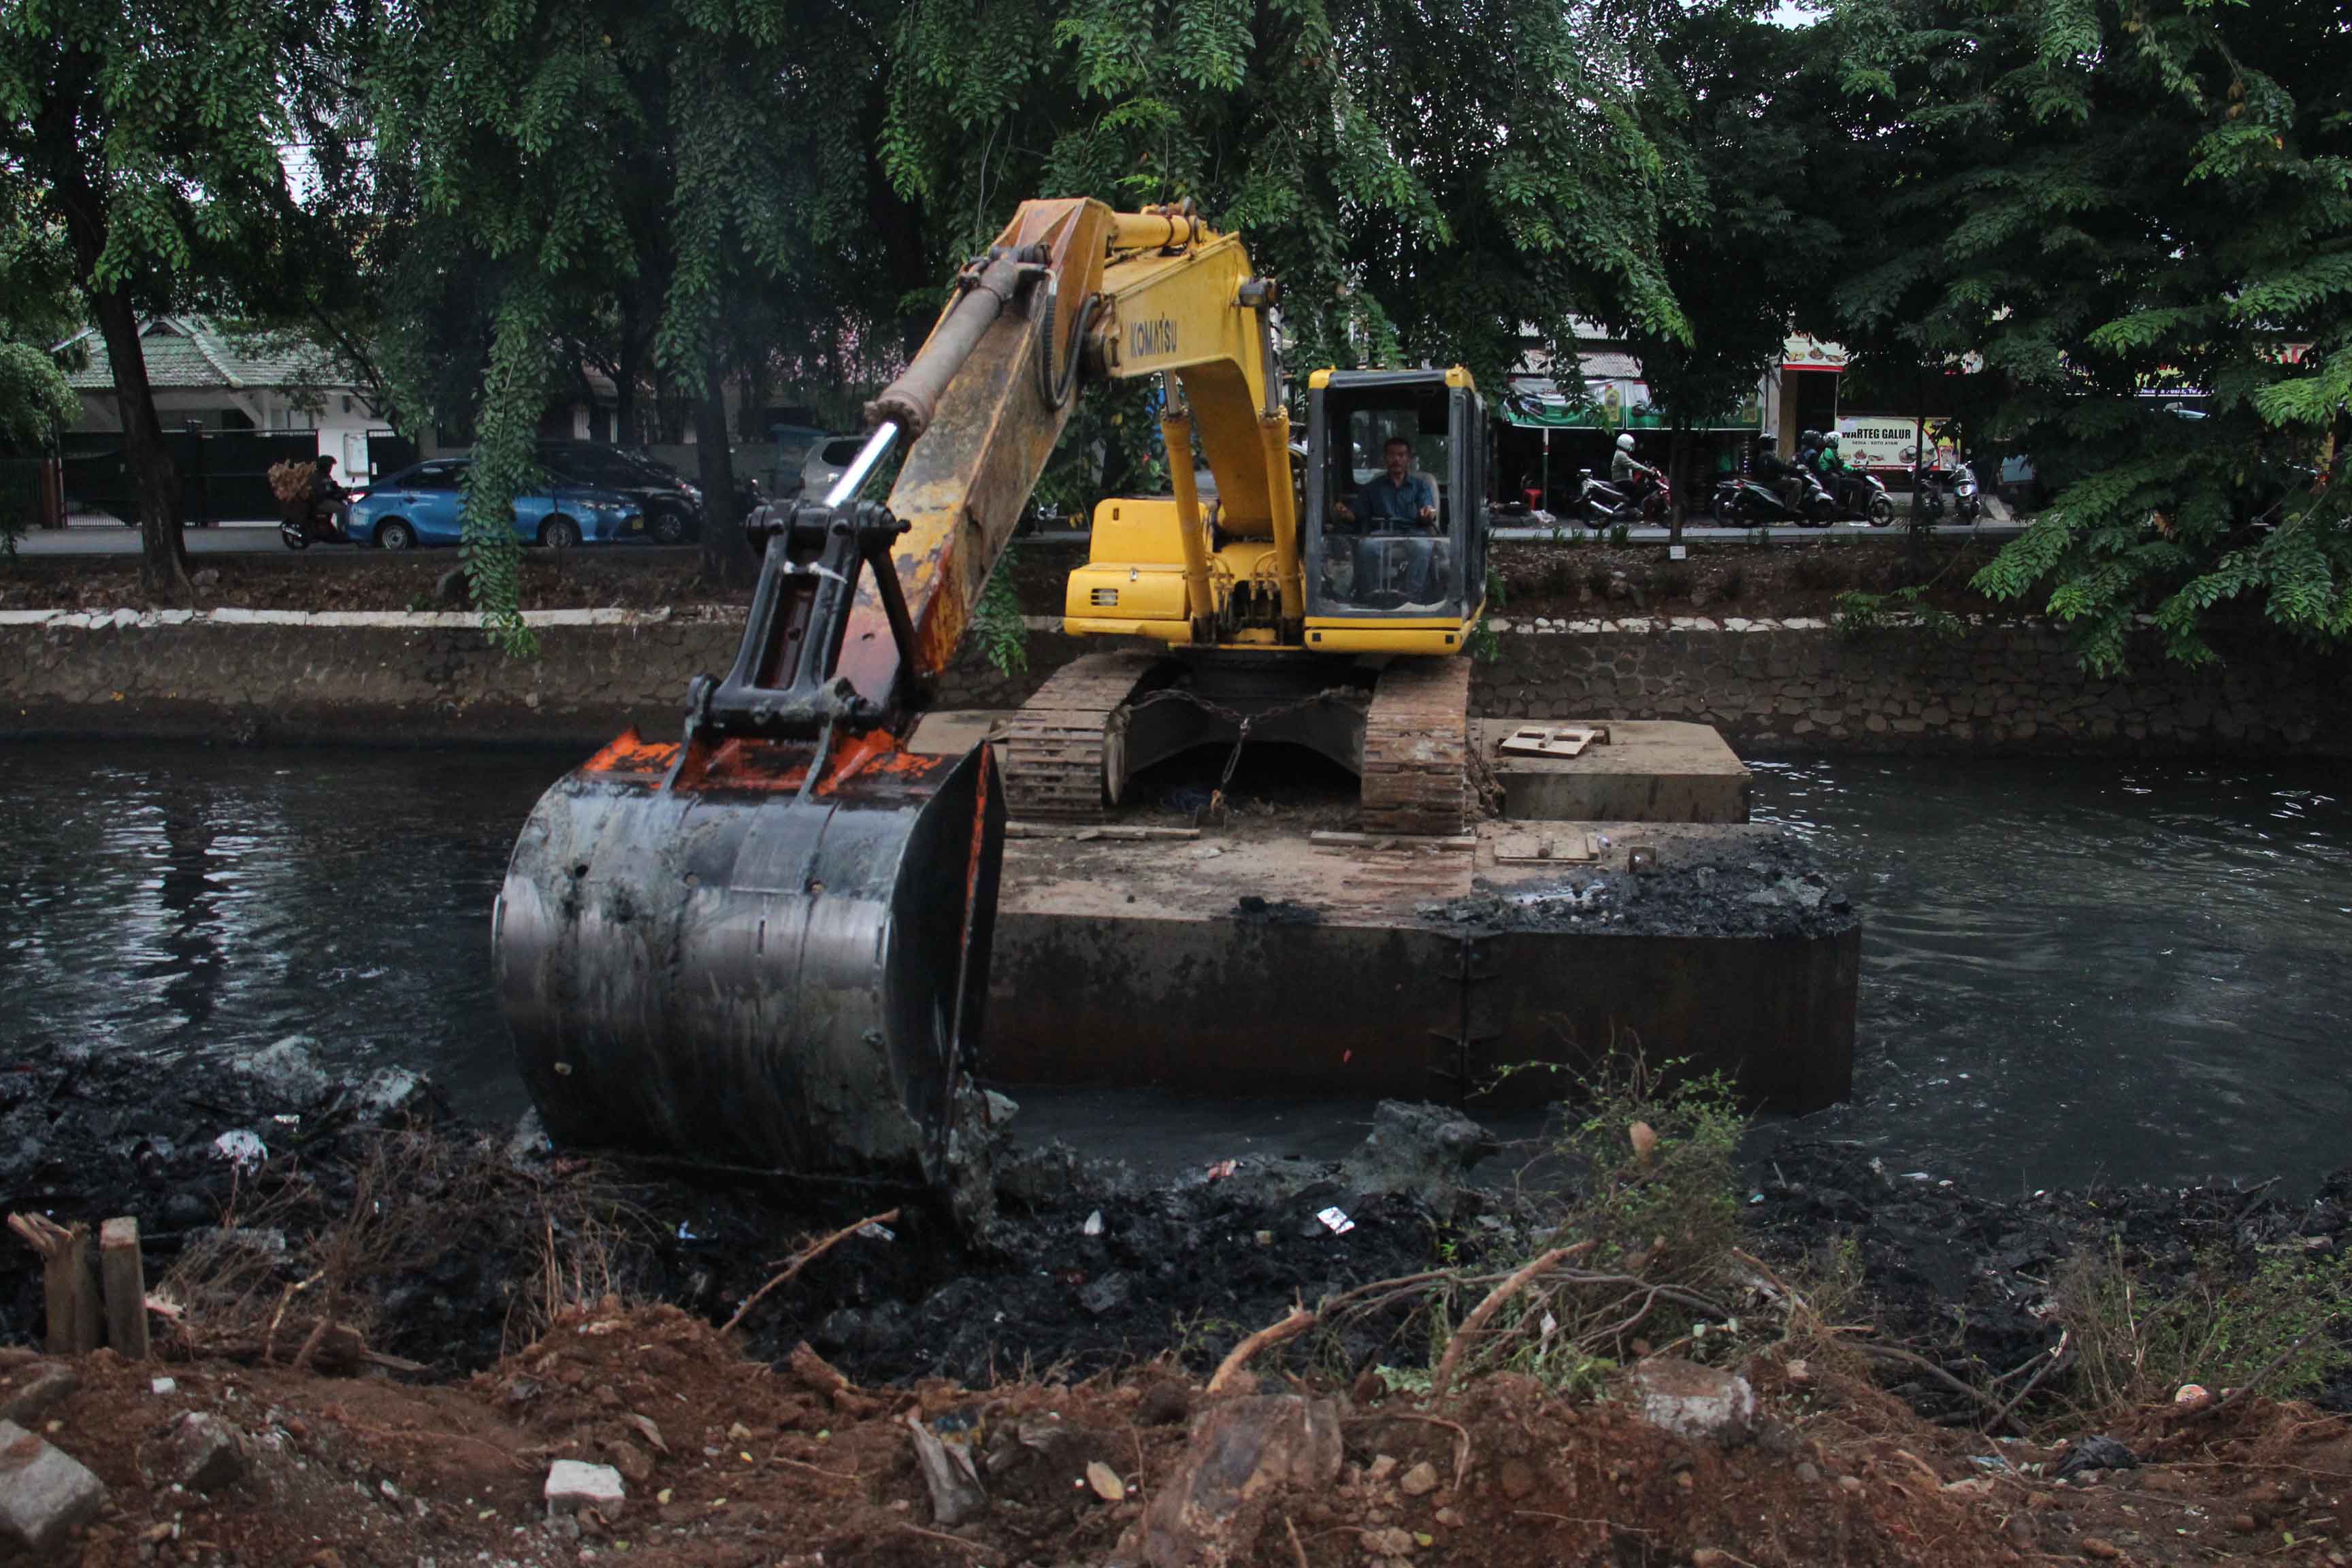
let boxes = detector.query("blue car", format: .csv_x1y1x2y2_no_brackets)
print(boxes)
348,458,647,550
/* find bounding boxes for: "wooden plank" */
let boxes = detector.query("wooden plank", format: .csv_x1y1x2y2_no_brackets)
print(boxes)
1007,821,1199,841
100,1216,148,1360
47,1225,100,1355
1309,830,1477,851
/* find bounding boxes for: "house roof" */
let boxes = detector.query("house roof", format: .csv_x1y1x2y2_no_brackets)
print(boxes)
59,316,355,394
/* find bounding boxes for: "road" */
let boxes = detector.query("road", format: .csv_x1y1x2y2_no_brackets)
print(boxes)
16,509,2027,557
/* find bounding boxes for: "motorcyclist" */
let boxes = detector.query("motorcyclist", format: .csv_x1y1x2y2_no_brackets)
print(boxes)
308,455,349,539
1811,433,1850,483
1752,434,1801,509
1610,431,1650,487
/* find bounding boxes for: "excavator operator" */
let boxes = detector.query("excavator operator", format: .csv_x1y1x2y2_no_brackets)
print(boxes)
1333,435,1441,605
1335,436,1439,527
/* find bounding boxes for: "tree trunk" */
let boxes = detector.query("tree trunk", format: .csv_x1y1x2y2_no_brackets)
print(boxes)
1667,422,1691,545
89,286,191,602
41,64,189,603
615,306,641,446
696,358,754,588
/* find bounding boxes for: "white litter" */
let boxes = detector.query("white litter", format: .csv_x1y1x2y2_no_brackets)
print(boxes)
1316,1207,1356,1235
1081,1211,1104,1237
211,1130,267,1169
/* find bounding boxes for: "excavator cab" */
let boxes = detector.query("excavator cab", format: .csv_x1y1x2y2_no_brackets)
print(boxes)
1301,369,1488,649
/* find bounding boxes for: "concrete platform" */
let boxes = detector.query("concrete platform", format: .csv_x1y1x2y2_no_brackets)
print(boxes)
983,818,1857,1115
1482,719,1750,823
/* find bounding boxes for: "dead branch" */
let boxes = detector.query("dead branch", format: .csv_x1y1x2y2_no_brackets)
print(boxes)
1283,1512,1311,1568
892,1521,993,1560
6,1213,73,1259
722,1207,900,1335
1855,1342,2019,1434
2172,1329,2321,1427
1432,1244,1590,1397
1982,1330,2070,1435
1209,1306,1317,1394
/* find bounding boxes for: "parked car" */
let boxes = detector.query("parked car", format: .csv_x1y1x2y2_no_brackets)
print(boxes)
538,442,702,544
347,458,647,550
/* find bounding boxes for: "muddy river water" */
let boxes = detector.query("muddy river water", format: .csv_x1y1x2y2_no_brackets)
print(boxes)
2,742,2345,1192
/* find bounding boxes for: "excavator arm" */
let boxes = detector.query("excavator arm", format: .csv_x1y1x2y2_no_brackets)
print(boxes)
493,199,1288,1188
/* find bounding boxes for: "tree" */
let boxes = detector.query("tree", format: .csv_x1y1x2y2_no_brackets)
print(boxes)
0,199,80,458
372,0,910,626
1614,2,1842,536
883,0,1686,393
1,0,344,598
1829,0,2352,670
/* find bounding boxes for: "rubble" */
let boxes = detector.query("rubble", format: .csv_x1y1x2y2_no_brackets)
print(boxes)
0,1364,76,1426
147,1411,247,1492
1634,1359,1758,1443
1117,1396,1342,1568
542,1458,625,1518
0,1420,105,1555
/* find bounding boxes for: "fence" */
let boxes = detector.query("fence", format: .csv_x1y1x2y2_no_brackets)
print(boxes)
60,431,325,525
1,457,64,536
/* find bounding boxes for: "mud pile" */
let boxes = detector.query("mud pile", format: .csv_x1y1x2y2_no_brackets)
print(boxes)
1429,833,1857,941
9,1296,2350,1568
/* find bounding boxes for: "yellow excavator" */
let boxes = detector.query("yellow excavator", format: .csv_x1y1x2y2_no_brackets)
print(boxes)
494,197,1491,1185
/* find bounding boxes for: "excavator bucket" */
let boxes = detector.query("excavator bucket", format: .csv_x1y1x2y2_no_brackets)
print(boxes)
495,732,1003,1184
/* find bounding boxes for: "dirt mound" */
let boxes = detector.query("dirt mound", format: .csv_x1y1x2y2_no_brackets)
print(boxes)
13,1303,2347,1567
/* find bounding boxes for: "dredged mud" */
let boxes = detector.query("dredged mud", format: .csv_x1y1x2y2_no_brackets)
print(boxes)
6,1039,2344,1424
1428,830,1858,941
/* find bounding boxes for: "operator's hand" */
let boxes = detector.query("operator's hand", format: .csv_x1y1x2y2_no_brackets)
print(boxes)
1334,502,1356,523
1418,504,1437,523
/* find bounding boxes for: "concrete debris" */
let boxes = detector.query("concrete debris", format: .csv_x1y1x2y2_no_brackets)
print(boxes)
544,1459,626,1519
907,1414,985,1526
347,1067,430,1120
1399,1460,1439,1497
159,1411,248,1492
0,1365,77,1427
1633,1358,1757,1444
1345,1101,1496,1199
231,1035,333,1105
1114,1396,1341,1568
0,1420,107,1555
210,1130,267,1169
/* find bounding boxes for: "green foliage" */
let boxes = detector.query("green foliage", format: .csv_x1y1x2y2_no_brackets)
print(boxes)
884,0,1682,391
972,544,1028,677
1552,1055,1746,1276
1827,0,2352,671
2057,1239,2352,1411
0,343,76,453
1832,583,1962,640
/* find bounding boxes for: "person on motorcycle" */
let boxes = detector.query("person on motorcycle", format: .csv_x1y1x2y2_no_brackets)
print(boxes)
308,455,348,536
1610,431,1648,487
1811,433,1850,482
1752,434,1801,509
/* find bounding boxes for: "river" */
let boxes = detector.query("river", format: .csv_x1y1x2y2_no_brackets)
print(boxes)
3,742,2345,1191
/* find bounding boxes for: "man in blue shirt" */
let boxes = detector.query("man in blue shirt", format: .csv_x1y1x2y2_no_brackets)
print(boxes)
1335,437,1439,529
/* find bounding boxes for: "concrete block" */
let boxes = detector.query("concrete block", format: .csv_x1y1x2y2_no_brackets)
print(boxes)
0,1420,106,1554
1634,1359,1757,1444
545,1459,625,1518
1480,720,1751,824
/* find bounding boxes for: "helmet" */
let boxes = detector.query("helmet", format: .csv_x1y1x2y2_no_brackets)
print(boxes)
1798,428,1821,447
1758,434,1777,448
1824,433,1840,449
1616,433,1635,452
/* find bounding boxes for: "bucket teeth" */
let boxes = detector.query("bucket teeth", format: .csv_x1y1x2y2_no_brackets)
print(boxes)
1360,659,1472,836
996,651,1160,821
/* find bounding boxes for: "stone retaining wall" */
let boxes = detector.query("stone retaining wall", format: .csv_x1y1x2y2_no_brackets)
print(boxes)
4,607,2345,755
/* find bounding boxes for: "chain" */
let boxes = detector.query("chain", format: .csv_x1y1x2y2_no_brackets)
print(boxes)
1126,684,1360,813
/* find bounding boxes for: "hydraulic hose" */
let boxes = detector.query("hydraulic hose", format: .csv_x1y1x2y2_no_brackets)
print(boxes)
1034,289,1102,412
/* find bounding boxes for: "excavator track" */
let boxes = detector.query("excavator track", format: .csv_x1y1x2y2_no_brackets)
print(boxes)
1360,657,1472,836
997,651,1162,821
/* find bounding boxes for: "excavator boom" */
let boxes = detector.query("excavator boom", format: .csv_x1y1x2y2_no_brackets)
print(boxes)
495,199,1293,1186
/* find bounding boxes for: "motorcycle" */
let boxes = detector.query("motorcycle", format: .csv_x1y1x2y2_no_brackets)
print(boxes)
1913,460,1983,523
1573,465,1669,524
1715,470,1837,527
279,497,353,550
1820,466,1897,526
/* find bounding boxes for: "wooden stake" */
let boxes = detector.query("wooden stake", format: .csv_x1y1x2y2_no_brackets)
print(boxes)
7,1214,101,1356
101,1218,150,1360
